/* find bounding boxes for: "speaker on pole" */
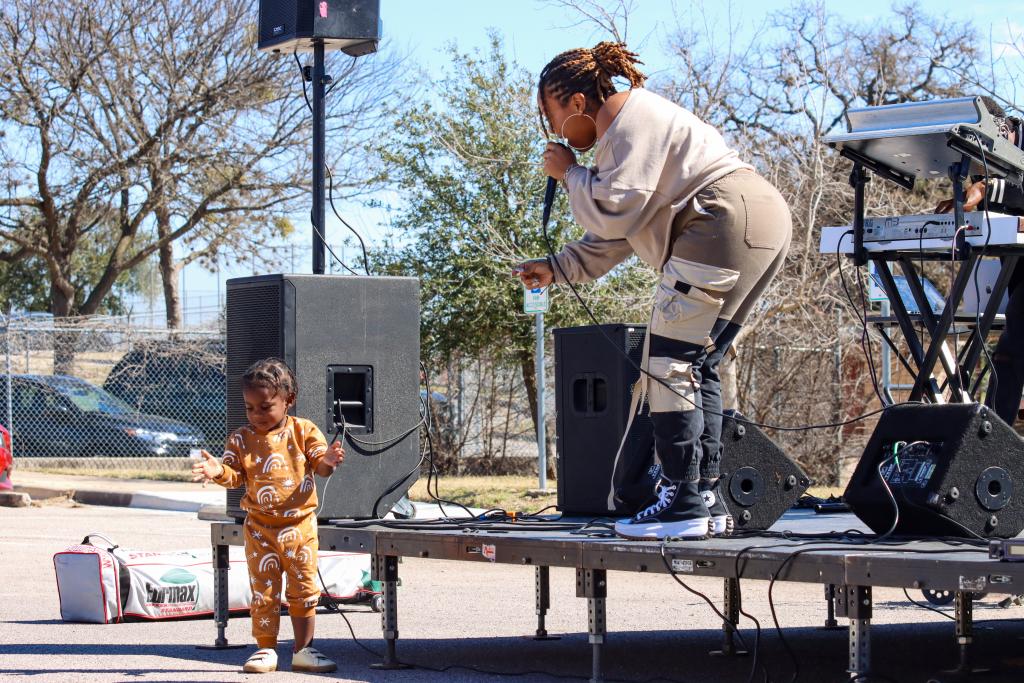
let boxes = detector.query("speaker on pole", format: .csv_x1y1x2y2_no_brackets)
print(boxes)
844,403,1024,539
258,0,381,56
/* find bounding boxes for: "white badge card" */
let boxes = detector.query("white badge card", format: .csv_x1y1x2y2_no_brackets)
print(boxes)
524,285,550,314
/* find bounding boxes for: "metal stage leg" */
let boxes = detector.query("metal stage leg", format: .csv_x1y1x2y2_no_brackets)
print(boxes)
838,585,872,680
369,555,412,671
940,591,990,678
197,542,246,650
577,568,607,683
822,584,842,630
530,566,560,640
711,578,748,656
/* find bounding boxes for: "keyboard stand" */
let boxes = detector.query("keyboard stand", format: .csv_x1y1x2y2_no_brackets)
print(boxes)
845,156,1020,404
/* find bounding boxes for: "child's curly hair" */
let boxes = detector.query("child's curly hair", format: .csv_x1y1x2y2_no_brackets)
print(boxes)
242,358,298,399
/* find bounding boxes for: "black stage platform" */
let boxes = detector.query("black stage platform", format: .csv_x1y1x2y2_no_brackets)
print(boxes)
207,511,1024,681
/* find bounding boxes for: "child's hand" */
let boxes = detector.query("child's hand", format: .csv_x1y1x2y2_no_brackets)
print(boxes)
322,441,345,469
191,450,223,485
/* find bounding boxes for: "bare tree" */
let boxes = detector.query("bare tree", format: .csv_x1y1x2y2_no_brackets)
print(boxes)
0,0,401,348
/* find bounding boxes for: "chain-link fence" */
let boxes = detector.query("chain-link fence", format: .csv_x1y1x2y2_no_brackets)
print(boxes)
1,313,872,484
424,358,550,476
1,315,223,469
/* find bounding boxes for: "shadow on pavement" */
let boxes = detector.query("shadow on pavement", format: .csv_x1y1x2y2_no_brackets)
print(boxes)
6,620,1024,682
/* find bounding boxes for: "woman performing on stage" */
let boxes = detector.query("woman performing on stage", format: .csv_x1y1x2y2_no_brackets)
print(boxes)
516,42,792,540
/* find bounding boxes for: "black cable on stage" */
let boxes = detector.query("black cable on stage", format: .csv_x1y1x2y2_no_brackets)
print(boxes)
969,131,1000,400
315,566,383,659
657,548,770,683
731,447,939,683
901,587,956,621
836,230,885,404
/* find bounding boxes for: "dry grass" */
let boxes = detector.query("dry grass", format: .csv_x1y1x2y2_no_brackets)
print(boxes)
18,466,847,512
409,475,557,513
807,486,844,499
18,466,193,482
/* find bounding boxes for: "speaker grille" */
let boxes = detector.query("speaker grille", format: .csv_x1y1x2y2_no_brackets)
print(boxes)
259,0,311,46
225,280,283,519
226,282,283,431
626,327,645,357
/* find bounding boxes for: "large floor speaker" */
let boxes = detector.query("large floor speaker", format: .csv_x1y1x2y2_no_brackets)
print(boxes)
720,410,811,530
844,403,1024,538
225,274,420,521
554,324,652,515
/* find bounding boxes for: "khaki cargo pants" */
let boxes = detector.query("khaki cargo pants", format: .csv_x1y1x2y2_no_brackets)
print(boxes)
644,169,791,483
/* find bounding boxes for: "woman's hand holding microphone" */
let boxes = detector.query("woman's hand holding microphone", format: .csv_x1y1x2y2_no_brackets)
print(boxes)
512,142,575,288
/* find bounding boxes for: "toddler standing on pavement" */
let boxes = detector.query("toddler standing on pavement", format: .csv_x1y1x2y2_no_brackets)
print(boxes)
193,357,344,673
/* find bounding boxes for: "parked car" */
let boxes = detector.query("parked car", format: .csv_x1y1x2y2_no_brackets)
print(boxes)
0,424,11,490
1,374,203,458
103,341,225,450
102,342,443,452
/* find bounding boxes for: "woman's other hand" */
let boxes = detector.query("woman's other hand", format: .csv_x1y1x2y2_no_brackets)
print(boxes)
513,258,555,288
935,180,987,213
542,142,576,180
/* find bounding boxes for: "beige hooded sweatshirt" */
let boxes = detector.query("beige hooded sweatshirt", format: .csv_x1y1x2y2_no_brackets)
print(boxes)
552,87,752,283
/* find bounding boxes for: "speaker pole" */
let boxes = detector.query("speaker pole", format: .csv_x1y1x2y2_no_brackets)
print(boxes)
312,40,327,275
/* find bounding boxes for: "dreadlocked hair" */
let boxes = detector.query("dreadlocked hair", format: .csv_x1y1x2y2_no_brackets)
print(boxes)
243,357,298,399
539,41,647,113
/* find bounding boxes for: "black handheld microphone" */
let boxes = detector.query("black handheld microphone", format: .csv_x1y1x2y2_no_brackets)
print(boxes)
542,176,558,228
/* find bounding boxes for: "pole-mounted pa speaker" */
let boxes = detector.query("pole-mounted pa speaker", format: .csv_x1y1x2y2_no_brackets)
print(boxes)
258,0,381,56
720,410,811,530
844,403,1024,539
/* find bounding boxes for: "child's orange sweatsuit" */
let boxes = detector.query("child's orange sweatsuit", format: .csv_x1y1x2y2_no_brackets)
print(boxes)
212,416,328,647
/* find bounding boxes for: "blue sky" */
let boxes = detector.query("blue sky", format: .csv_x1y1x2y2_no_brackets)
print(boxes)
170,0,1024,324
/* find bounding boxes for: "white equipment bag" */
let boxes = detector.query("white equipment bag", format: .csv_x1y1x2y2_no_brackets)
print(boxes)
54,534,375,623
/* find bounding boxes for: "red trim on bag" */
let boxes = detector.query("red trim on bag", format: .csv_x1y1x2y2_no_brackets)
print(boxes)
54,551,111,623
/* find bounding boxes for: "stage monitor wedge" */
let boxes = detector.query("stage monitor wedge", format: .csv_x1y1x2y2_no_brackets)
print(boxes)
720,410,812,530
258,0,381,56
845,403,1024,539
225,274,420,521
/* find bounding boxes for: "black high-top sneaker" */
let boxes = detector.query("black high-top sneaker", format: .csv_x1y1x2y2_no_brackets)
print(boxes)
614,480,711,540
700,478,734,536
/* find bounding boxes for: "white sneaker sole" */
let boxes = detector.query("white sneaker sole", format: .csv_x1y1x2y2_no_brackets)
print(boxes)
243,658,277,674
614,516,712,540
710,514,734,536
292,662,337,673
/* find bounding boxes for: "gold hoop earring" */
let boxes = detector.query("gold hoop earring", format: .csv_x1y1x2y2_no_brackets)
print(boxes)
560,112,598,151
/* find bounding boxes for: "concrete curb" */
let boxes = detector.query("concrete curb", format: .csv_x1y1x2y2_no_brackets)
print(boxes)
13,484,206,513
0,490,31,507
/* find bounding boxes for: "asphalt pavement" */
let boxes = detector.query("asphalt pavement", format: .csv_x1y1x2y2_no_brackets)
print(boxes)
4,495,1024,682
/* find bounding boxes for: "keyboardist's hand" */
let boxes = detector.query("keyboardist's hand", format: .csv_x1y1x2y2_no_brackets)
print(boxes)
935,180,987,214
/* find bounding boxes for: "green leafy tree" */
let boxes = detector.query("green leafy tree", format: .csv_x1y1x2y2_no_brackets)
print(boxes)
372,36,655,467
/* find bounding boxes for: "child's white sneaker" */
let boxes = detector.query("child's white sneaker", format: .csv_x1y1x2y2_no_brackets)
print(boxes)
243,648,278,673
291,646,337,673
